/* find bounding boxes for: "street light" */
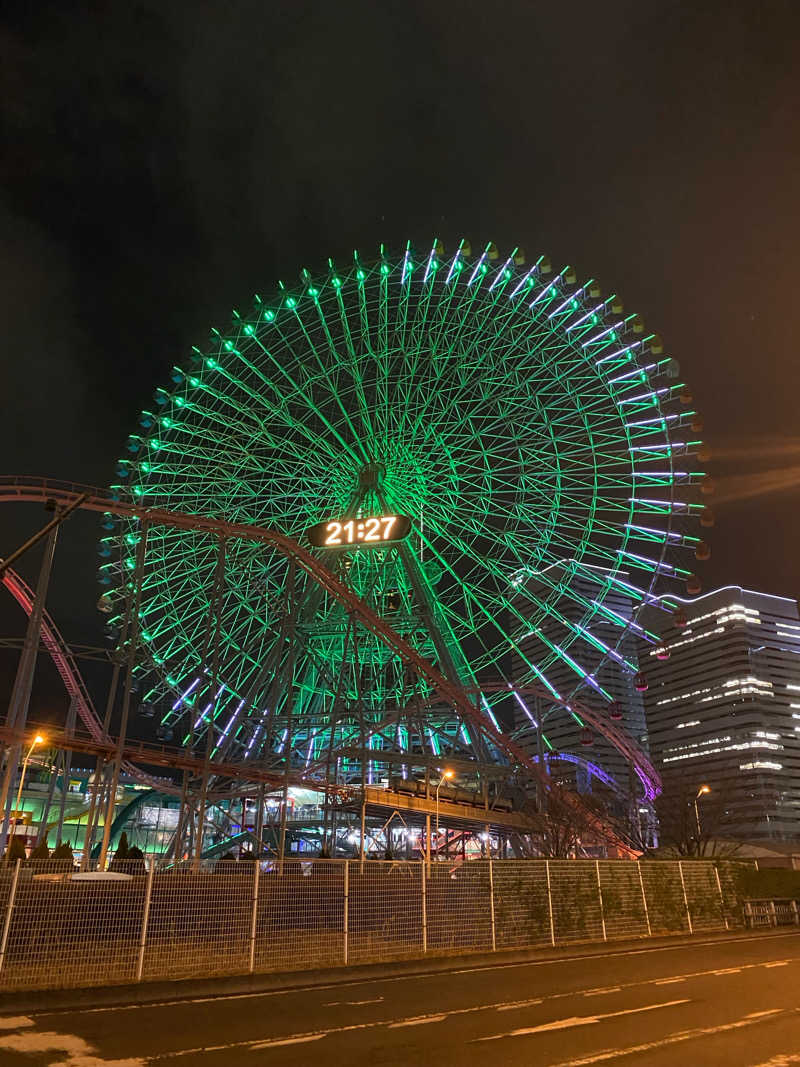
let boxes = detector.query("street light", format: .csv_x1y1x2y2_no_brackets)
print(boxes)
435,769,454,837
694,784,711,842
13,735,45,841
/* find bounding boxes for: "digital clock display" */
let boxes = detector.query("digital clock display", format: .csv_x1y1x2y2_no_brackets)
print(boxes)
306,514,412,548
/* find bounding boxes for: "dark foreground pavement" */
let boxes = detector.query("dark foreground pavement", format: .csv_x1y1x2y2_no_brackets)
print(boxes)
1,931,799,1065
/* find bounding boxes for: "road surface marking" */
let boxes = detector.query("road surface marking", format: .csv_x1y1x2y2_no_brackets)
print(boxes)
29,931,800,1018
584,987,622,996
764,961,789,967
0,1025,145,1065
251,1034,326,1048
749,1055,800,1066
323,997,384,1006
497,998,543,1011
148,995,549,1058
388,1014,448,1028
552,1008,790,1065
655,977,685,984
0,1017,34,1029
476,999,689,1041
712,968,741,975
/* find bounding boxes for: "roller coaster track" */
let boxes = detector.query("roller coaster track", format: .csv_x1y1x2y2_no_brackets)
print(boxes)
0,476,640,855
1,566,178,794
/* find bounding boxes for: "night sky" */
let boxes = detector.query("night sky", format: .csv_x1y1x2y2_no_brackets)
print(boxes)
2,1,800,687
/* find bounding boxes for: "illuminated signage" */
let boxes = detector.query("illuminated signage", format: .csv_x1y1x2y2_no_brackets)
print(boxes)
306,514,411,548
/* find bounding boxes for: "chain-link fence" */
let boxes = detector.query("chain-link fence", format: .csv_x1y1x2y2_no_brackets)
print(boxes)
0,858,745,992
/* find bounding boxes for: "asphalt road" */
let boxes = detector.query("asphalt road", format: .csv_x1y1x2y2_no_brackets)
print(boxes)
1,932,799,1066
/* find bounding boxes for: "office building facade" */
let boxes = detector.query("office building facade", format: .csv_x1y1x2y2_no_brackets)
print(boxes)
642,586,800,840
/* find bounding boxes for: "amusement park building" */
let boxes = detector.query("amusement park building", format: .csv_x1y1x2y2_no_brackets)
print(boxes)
642,586,800,840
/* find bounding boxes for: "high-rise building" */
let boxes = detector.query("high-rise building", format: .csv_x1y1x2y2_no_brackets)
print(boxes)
642,586,800,840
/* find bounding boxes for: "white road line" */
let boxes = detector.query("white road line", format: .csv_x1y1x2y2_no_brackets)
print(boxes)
323,997,383,1007
497,998,543,1012
388,1014,448,1028
0,1017,34,1030
654,978,685,984
749,1055,800,1066
27,931,800,1018
251,1034,326,1049
476,999,689,1042
551,1007,791,1066
712,968,741,975
584,987,622,996
764,961,789,968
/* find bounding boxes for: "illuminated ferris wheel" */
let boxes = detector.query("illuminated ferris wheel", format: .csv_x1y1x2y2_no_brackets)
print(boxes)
99,239,706,784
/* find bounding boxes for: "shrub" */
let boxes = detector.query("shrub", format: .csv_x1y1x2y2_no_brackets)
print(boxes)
4,836,26,864
29,839,50,861
51,841,75,870
734,867,800,900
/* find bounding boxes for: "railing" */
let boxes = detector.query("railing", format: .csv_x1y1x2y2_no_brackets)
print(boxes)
743,898,800,928
0,858,743,992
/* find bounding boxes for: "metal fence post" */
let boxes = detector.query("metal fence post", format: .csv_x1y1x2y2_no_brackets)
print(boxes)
249,860,260,973
678,861,693,935
488,857,496,952
769,900,778,928
637,862,652,937
545,860,556,947
790,900,799,926
595,860,607,941
713,865,729,930
135,859,155,982
0,858,21,976
421,861,427,954
343,861,349,966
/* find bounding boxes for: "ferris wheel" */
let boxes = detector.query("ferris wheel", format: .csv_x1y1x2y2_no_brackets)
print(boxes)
99,239,706,786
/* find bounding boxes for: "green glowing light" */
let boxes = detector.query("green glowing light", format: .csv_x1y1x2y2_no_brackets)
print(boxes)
103,241,700,779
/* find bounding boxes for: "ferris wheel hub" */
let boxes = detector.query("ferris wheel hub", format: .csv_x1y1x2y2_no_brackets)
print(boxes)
358,461,386,491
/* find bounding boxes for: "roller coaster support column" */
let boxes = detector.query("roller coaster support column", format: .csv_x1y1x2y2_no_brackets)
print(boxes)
193,538,227,872
82,591,133,870
98,523,149,869
54,697,77,846
254,784,265,858
359,796,366,872
0,522,60,858
172,771,189,866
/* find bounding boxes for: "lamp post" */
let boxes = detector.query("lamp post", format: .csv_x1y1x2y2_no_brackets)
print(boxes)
694,784,711,846
435,769,454,839
13,735,45,840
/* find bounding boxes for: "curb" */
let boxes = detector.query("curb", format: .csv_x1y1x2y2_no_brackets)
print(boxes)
2,926,797,1015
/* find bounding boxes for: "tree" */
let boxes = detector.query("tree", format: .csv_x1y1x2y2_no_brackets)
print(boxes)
109,832,130,871
653,782,739,858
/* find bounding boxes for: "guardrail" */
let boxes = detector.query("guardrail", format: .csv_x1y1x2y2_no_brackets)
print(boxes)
743,898,800,928
0,858,743,992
